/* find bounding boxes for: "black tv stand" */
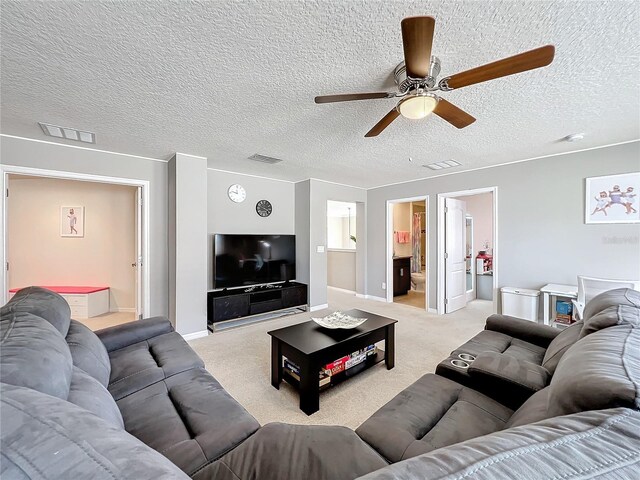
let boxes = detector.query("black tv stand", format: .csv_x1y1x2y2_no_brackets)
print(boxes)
207,282,307,330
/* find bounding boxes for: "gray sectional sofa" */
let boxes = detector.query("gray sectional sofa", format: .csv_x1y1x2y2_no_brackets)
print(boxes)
1,286,639,479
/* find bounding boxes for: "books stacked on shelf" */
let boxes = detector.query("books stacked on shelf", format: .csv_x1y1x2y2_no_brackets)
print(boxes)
283,357,331,390
283,344,378,390
555,300,574,325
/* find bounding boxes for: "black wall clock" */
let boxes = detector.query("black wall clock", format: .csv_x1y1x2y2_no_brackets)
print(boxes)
256,200,272,217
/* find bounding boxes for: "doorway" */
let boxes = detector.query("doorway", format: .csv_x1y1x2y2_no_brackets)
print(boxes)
386,196,428,310
1,166,149,329
437,187,497,314
326,200,357,296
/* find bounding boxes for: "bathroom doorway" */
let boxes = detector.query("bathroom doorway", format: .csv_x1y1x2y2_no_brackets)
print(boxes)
385,196,428,310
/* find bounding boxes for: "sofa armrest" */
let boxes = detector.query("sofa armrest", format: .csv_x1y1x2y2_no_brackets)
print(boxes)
95,316,174,352
468,352,550,408
485,314,559,348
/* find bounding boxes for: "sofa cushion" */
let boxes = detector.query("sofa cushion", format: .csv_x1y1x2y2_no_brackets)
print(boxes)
355,407,640,480
355,374,513,463
0,383,190,480
195,423,388,480
107,331,204,400
504,387,551,428
580,287,640,338
68,367,124,429
549,325,640,417
116,367,260,476
66,319,111,387
453,330,546,365
6,286,71,336
541,320,583,374
0,309,72,399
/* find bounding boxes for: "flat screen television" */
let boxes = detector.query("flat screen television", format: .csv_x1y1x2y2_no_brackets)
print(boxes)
213,234,296,289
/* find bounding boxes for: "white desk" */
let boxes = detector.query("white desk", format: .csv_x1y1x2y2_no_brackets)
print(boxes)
540,284,577,326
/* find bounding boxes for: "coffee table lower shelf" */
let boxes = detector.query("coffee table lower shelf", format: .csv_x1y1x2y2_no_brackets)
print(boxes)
282,350,385,392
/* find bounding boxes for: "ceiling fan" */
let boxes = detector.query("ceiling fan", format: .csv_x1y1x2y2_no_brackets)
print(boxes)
315,16,555,137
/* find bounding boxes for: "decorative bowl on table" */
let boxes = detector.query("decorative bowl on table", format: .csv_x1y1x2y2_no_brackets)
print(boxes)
312,311,367,329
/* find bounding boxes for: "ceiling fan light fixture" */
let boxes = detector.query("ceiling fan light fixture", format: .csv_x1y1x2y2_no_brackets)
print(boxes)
397,94,438,120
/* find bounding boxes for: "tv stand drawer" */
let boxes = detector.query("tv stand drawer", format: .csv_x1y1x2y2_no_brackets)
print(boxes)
250,299,283,315
212,296,249,322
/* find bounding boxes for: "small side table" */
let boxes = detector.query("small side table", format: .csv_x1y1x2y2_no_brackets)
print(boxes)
540,284,578,326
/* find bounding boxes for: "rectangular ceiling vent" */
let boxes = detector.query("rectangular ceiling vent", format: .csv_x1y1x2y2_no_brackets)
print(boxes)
39,122,95,143
248,153,283,164
423,159,461,170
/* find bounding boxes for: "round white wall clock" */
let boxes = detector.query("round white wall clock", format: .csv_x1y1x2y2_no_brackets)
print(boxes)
227,184,246,203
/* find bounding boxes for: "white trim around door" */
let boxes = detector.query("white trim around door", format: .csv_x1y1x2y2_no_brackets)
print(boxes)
385,195,429,309
437,187,498,315
1,164,151,318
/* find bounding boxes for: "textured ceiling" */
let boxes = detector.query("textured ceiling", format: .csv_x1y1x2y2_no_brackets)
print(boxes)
1,1,639,188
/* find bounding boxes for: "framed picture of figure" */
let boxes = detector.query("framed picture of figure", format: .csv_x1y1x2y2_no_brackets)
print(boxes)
585,173,640,224
60,206,85,237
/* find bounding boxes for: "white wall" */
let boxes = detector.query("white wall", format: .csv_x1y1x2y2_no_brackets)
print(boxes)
367,142,640,308
207,169,295,289
1,136,169,317
7,175,136,310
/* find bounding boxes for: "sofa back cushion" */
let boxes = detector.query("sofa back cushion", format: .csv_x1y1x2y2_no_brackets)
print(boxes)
66,319,111,387
541,321,583,375
548,325,640,417
6,286,71,336
580,288,640,338
0,308,73,399
68,367,124,428
0,383,190,480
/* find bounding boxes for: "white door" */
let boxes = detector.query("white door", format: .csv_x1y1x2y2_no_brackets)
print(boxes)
135,187,144,319
445,198,467,313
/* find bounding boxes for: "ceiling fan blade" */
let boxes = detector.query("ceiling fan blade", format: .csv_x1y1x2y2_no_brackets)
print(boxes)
444,45,555,90
401,16,436,78
365,109,400,137
433,98,476,129
315,92,393,104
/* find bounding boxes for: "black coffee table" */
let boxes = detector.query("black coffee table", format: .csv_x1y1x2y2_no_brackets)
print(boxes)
268,309,397,415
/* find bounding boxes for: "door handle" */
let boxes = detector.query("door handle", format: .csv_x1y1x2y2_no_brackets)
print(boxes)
400,268,403,276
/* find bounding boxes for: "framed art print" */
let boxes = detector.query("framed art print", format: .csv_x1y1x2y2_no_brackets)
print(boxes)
585,173,639,224
60,206,84,237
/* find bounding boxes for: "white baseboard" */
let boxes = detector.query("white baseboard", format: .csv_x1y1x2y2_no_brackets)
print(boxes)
309,303,329,312
364,295,388,303
181,330,209,341
327,286,356,294
428,308,438,314
110,307,136,313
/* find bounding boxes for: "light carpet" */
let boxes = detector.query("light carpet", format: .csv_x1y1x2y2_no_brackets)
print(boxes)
189,289,490,429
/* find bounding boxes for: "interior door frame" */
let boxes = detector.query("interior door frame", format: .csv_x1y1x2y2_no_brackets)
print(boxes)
385,195,429,309
1,164,151,317
437,187,498,315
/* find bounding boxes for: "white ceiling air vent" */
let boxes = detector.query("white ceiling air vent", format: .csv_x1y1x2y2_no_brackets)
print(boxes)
248,154,283,164
423,159,461,170
39,122,95,143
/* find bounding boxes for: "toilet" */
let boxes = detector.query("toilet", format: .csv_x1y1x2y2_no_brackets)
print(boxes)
411,272,426,292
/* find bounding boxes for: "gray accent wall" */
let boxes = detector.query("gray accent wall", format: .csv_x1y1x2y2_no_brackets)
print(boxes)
307,180,367,307
295,180,311,288
207,169,295,290
0,135,169,317
366,142,640,309
168,154,208,335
